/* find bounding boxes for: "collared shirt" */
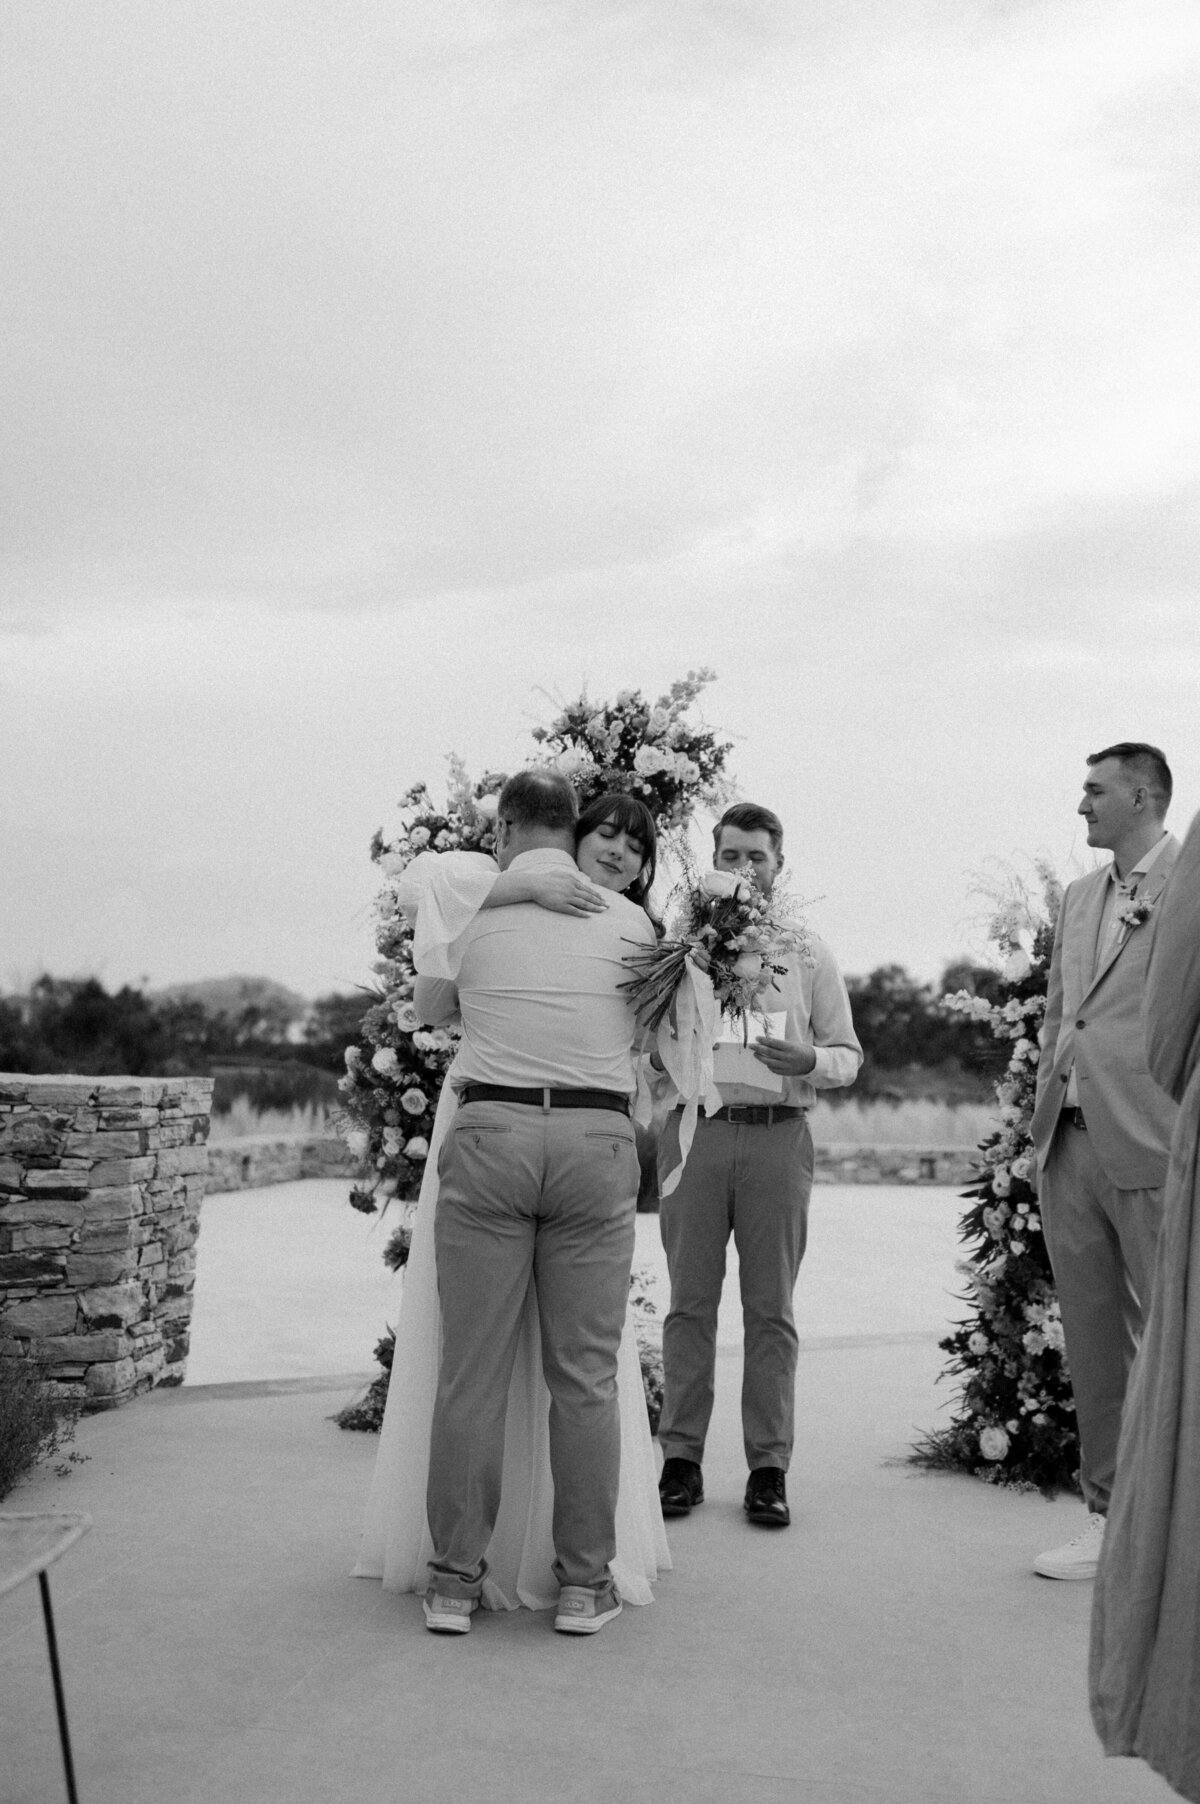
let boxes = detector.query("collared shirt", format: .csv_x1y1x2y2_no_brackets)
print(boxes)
414,849,657,1095
714,939,863,1109
1063,831,1172,1107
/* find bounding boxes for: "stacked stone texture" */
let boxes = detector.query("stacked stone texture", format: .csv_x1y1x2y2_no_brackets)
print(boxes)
0,1073,213,1408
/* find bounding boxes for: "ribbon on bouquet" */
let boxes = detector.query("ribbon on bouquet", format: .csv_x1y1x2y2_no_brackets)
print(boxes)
650,954,723,1196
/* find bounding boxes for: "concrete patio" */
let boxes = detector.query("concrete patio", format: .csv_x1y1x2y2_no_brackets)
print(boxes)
1,1181,1172,1804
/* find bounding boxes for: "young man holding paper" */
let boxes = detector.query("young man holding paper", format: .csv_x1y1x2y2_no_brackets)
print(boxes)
656,803,862,1527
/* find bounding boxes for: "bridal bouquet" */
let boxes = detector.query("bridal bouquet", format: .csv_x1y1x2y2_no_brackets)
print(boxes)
625,859,813,1195
623,860,812,1034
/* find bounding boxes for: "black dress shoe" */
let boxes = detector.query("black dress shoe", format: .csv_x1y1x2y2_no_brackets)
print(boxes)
744,1467,790,1527
658,1457,704,1517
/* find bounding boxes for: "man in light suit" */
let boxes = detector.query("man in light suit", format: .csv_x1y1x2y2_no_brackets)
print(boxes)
1030,742,1180,1579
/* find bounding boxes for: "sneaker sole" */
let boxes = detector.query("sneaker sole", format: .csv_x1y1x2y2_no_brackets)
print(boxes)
554,1603,623,1636
1033,1565,1098,1581
423,1603,475,1633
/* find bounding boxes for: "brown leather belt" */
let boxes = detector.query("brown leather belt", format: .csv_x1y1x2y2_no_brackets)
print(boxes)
678,1103,806,1127
460,1084,630,1117
1060,1106,1087,1130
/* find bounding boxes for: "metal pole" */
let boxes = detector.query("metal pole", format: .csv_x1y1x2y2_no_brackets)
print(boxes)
38,1571,81,1804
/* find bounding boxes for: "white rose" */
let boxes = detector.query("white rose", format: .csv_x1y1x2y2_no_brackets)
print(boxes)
967,1332,989,1355
400,1087,427,1115
1003,949,1032,983
434,830,454,850
474,793,499,819
701,869,741,899
978,1426,1010,1462
1027,1212,1041,1232
403,1136,429,1160
680,758,701,783
991,1168,1012,1198
378,850,408,877
409,826,431,848
393,1001,420,1032
648,706,670,734
1010,1239,1026,1255
1011,1155,1034,1182
633,744,668,777
371,1047,400,1076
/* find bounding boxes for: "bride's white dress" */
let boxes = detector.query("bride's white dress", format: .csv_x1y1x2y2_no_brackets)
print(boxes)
352,853,671,1610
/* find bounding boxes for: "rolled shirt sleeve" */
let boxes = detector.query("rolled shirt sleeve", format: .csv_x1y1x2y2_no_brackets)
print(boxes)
802,941,863,1094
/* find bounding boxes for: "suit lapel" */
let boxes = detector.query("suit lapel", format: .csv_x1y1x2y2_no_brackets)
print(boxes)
1083,838,1179,995
1074,866,1111,1000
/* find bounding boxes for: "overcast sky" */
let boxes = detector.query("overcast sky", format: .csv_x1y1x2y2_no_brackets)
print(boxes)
3,0,1198,1000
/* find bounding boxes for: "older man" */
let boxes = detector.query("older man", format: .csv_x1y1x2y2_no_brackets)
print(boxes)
656,802,862,1529
1030,742,1180,1579
414,769,657,1634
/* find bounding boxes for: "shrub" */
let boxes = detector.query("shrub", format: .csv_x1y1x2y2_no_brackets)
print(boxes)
0,1357,81,1502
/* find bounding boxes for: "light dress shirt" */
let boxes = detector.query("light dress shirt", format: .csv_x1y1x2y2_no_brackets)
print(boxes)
714,940,863,1109
1063,830,1173,1109
414,849,658,1096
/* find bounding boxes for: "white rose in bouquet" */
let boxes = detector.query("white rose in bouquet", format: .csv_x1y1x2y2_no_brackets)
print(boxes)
400,1087,428,1115
978,1426,1010,1461
700,869,743,900
393,1000,420,1032
378,850,408,878
1003,948,1032,982
633,744,669,777
473,793,499,819
371,1047,400,1076
409,826,431,849
403,1136,430,1160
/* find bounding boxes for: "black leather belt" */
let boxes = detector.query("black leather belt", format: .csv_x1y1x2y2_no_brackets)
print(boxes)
679,1103,806,1127
1061,1106,1087,1130
460,1084,630,1117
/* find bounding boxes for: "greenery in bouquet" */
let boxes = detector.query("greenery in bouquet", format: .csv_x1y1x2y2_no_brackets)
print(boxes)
335,674,737,1432
623,852,813,1036
531,668,734,828
913,859,1080,1493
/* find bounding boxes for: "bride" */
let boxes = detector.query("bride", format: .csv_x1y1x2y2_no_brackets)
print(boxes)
353,791,672,1612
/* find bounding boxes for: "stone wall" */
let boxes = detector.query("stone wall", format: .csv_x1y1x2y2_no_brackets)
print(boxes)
813,1144,978,1187
0,1073,213,1408
205,1134,356,1194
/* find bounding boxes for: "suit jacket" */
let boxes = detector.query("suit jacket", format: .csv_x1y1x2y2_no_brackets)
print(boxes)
1031,835,1181,1189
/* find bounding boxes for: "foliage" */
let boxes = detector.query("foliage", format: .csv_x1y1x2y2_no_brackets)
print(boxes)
912,860,1080,1493
0,974,368,1083
844,962,1008,1101
0,1357,81,1501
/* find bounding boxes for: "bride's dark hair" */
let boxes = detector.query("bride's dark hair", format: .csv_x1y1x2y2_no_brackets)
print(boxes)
575,792,659,917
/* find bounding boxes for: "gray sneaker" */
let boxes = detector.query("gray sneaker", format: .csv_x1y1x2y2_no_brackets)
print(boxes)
423,1589,479,1633
554,1583,623,1635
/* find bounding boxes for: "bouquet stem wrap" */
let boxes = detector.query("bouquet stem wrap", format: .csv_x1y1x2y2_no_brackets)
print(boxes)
648,954,723,1196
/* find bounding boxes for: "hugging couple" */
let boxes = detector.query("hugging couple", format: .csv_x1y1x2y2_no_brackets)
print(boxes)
353,768,862,1635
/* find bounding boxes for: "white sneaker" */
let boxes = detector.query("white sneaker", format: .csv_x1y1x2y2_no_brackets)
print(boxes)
1034,1512,1105,1580
423,1589,478,1633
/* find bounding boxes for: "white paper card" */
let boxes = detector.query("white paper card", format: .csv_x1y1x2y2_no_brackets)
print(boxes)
711,1011,787,1093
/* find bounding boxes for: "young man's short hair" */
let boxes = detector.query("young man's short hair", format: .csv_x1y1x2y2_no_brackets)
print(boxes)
1088,742,1173,811
497,768,579,833
712,802,784,858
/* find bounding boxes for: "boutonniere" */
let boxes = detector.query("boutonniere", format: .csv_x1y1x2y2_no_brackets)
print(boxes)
1116,893,1155,931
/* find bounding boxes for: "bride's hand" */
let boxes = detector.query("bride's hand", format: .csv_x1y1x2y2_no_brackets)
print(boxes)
529,869,610,915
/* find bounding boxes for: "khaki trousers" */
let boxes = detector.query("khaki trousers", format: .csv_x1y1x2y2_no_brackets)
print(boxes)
426,1099,639,1599
657,1110,814,1471
1041,1118,1164,1514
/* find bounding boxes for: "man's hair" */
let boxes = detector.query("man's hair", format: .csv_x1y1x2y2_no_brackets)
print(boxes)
712,801,784,858
497,768,579,833
1087,742,1173,811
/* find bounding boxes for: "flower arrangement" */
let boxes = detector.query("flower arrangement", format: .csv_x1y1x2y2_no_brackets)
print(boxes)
912,858,1081,1493
622,857,812,1035
1116,892,1155,931
531,668,734,826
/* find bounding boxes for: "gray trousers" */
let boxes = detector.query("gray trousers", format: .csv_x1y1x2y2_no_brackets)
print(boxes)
1041,1118,1163,1514
658,1110,815,1471
426,1099,639,1599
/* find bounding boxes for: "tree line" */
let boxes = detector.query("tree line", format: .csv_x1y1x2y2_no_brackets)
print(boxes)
1,964,1006,1105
